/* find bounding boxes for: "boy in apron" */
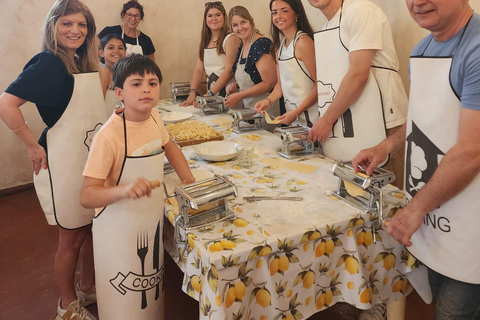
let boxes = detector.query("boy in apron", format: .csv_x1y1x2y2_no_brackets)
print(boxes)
353,1,480,318
80,54,195,320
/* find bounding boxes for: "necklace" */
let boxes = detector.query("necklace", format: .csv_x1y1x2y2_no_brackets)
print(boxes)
212,38,218,45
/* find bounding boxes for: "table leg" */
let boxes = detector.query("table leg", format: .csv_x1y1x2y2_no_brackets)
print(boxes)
387,297,406,320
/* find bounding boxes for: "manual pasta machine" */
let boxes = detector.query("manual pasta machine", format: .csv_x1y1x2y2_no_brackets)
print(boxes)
231,109,263,133
163,174,238,245
274,125,315,159
196,96,228,116
331,162,396,243
170,81,191,103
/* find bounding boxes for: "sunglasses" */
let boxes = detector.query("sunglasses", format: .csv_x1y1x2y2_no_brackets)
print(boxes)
205,1,223,8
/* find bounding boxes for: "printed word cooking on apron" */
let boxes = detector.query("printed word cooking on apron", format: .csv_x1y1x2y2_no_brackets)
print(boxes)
278,31,318,127
33,72,106,229
204,33,234,97
93,113,165,319
405,18,480,284
313,0,386,162
122,26,144,55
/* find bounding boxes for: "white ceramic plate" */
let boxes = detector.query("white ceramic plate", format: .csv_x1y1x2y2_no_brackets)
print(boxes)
160,111,193,124
193,141,239,162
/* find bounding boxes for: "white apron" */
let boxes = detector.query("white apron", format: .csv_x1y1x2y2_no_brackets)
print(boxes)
405,23,480,284
93,113,165,319
105,88,120,116
204,33,234,97
33,72,106,229
122,26,144,55
314,4,386,162
278,31,318,127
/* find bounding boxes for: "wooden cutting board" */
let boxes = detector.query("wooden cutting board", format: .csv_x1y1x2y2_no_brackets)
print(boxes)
174,132,224,147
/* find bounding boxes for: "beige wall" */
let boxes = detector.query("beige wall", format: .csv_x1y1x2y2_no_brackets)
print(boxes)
1,0,479,190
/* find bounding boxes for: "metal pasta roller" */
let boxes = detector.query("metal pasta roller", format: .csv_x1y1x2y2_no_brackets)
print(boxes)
196,96,227,115
274,125,315,159
170,81,191,103
163,174,238,245
331,162,396,243
231,110,263,133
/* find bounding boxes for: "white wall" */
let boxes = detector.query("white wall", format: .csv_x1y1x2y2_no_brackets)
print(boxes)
1,0,479,190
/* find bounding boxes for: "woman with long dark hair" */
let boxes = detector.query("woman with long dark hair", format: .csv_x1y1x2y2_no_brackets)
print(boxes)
180,2,239,106
254,0,318,127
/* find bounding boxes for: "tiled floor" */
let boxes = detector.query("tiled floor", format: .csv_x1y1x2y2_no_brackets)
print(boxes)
0,189,435,319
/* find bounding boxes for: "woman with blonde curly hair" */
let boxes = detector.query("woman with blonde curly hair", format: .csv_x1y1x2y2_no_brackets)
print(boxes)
0,0,108,318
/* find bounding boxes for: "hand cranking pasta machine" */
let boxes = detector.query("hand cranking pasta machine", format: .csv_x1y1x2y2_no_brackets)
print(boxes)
163,174,238,245
331,162,396,243
274,125,315,159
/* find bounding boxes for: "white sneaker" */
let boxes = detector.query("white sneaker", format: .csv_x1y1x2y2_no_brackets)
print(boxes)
358,302,387,320
75,283,97,307
55,298,97,320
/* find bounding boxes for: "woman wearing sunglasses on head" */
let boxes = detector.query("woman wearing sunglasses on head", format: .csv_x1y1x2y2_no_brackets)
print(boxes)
180,1,240,107
98,0,156,61
254,0,318,127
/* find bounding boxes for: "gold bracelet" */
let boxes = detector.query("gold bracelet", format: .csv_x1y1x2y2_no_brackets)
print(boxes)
12,121,27,133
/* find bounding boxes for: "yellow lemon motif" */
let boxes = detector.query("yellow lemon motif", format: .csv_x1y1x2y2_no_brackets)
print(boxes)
329,269,335,277
209,242,223,253
383,277,389,285
392,279,403,292
256,288,271,308
325,289,333,305
303,242,310,251
383,253,396,271
233,218,248,227
215,295,222,306
270,258,279,276
264,230,271,236
325,239,335,254
303,271,315,289
346,229,354,237
310,231,321,240
256,260,264,269
247,230,255,235
191,275,201,293
355,218,365,226
286,289,292,298
285,312,294,320
260,316,268,320
305,296,312,306
235,206,243,213
225,287,236,308
233,281,246,299
259,246,272,257
356,231,365,246
187,233,196,250
220,239,237,250
367,264,373,271
364,231,374,246
345,256,359,275
278,255,289,272
315,241,326,257
347,281,355,290
406,254,416,267
217,228,225,233
234,165,242,170
360,288,372,304
316,293,325,310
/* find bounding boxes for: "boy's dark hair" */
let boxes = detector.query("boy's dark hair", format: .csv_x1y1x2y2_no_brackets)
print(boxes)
112,54,163,89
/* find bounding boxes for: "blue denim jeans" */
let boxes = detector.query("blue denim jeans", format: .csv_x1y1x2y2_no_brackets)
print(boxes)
428,268,480,319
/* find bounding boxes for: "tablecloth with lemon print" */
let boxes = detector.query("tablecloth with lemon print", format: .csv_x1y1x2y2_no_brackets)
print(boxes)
163,128,418,320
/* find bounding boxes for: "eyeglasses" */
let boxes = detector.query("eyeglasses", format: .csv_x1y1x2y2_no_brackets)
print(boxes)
205,1,223,8
125,13,141,20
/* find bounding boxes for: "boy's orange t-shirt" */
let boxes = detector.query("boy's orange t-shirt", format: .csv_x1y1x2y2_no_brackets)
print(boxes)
83,108,170,189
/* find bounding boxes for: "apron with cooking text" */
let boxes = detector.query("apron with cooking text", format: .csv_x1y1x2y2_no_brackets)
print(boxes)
33,72,106,228
204,33,234,97
405,21,480,283
93,113,165,319
313,2,386,162
278,31,318,127
122,26,144,55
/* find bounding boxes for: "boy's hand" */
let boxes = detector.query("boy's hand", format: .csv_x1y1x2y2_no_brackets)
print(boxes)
123,178,159,199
